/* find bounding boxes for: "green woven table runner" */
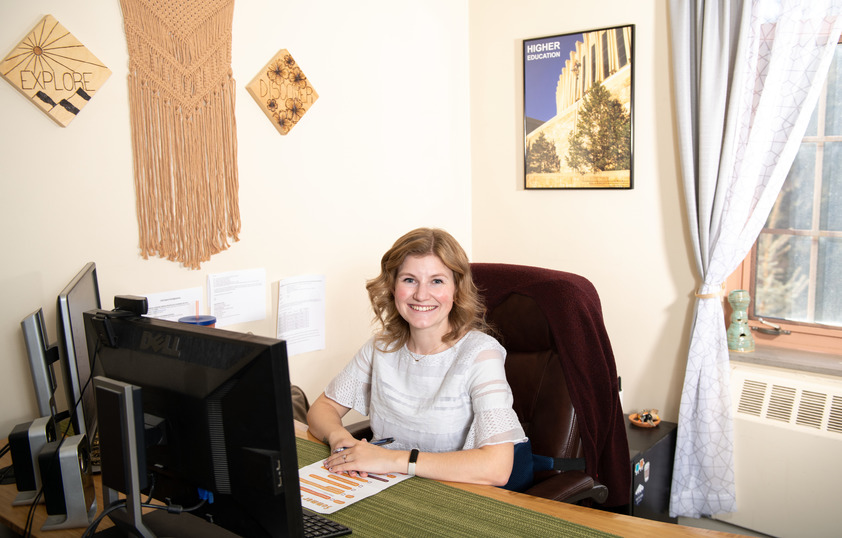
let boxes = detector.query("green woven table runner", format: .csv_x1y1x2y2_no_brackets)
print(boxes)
296,438,617,537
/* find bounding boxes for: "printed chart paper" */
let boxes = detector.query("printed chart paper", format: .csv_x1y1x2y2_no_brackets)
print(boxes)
144,287,203,321
208,268,266,327
276,274,325,356
298,460,410,514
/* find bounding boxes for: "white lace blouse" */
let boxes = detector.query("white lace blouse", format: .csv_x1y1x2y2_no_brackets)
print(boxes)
324,330,527,452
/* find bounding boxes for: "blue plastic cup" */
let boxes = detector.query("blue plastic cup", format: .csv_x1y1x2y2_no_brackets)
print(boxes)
178,315,217,327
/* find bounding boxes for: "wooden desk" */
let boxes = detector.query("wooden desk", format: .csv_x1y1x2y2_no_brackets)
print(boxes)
2,427,740,538
292,423,738,538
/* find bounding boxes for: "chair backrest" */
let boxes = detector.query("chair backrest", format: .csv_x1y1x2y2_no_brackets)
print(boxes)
471,263,630,505
483,292,584,479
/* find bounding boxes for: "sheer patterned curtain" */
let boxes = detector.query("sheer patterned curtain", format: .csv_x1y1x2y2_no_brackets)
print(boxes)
668,0,842,518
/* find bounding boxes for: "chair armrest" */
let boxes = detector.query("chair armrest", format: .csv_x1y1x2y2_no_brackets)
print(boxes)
525,471,609,504
345,419,372,440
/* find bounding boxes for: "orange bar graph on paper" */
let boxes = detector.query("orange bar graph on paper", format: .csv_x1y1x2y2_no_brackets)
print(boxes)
327,474,359,487
302,477,343,495
300,486,330,500
311,474,352,491
342,473,369,483
321,475,356,489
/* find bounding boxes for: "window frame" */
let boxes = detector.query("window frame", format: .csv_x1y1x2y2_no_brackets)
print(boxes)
726,36,842,356
727,257,842,355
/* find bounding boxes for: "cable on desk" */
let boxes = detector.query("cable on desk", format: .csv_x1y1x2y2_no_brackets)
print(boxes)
0,442,12,485
0,440,15,487
80,498,208,538
23,487,44,537
0,465,13,484
80,499,126,538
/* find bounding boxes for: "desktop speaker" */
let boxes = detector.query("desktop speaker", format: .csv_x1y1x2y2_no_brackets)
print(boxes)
37,433,97,530
9,416,54,506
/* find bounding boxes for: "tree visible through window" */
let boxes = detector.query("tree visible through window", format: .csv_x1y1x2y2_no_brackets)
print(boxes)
751,42,842,332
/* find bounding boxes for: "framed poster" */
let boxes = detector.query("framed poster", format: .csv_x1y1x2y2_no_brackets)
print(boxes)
523,25,634,189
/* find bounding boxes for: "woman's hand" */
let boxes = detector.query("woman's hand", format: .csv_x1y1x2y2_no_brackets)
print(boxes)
324,429,357,454
323,440,405,477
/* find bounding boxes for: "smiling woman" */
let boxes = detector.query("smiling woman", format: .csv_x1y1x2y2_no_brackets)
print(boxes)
393,253,456,351
306,228,528,487
365,227,490,351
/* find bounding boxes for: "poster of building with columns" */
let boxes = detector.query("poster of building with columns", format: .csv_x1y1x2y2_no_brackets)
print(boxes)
523,25,633,189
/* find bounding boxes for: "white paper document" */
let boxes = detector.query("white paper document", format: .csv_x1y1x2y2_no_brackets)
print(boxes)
144,287,204,321
276,274,326,357
298,459,411,514
208,268,267,327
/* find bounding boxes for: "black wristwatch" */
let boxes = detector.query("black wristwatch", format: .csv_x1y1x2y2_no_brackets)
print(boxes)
407,448,419,476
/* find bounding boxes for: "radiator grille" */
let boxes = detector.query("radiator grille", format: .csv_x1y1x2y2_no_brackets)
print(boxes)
766,384,796,422
830,396,842,434
796,390,827,429
733,367,842,437
737,380,765,416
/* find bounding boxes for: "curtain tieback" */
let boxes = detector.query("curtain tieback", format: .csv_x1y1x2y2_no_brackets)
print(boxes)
695,282,726,299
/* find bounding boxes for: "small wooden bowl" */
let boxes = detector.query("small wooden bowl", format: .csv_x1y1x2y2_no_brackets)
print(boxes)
629,413,661,428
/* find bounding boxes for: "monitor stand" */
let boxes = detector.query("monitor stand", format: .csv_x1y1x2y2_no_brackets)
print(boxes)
93,377,239,538
93,511,239,537
94,377,154,537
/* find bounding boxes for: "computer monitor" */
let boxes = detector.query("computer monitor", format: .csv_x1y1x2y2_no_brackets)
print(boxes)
56,262,101,439
82,308,305,537
20,308,60,419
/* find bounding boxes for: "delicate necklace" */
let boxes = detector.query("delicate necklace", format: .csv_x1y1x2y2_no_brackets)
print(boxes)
406,341,447,361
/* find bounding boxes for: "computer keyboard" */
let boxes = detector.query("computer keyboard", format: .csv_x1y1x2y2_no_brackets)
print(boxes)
302,509,352,537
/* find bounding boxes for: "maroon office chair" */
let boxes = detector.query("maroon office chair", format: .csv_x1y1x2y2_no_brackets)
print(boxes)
471,263,629,506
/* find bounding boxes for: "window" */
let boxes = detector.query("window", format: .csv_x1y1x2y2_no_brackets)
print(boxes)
731,40,842,355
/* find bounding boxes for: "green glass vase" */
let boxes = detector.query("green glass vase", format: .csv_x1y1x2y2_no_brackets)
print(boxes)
727,289,755,352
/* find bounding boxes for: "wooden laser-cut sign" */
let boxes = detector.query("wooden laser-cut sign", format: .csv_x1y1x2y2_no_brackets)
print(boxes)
246,49,318,135
0,15,111,127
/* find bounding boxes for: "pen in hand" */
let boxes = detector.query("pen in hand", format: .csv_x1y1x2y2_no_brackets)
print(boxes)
333,437,395,453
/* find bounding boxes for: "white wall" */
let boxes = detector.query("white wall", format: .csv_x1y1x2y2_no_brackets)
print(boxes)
469,0,695,420
2,0,695,440
0,0,471,436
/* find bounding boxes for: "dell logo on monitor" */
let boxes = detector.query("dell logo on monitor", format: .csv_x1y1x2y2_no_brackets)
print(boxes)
140,331,180,358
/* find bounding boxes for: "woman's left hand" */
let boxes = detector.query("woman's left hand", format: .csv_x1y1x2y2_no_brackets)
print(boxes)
323,439,400,477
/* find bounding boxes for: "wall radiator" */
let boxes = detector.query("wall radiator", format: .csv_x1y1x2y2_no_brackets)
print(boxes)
712,362,842,538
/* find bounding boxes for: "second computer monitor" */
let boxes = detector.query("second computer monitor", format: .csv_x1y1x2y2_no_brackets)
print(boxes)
56,262,101,439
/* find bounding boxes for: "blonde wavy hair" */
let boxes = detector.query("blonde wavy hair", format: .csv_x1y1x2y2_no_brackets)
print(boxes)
366,228,488,352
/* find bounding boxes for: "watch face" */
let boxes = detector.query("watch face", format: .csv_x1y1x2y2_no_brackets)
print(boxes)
407,449,419,475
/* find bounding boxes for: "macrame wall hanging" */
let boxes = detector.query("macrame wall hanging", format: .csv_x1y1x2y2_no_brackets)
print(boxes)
121,0,240,269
